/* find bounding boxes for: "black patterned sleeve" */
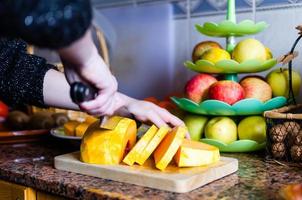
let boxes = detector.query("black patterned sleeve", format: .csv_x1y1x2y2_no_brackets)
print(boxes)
0,0,92,49
0,38,53,107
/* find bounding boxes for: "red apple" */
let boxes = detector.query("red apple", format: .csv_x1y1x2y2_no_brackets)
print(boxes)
208,80,245,105
185,74,217,103
240,76,272,102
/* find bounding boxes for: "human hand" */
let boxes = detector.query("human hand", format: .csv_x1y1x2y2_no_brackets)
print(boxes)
116,93,190,139
59,29,118,116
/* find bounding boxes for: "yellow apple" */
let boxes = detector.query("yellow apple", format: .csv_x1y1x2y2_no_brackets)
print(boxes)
201,48,231,64
205,117,237,144
184,114,208,141
266,68,301,98
232,38,267,63
238,116,266,143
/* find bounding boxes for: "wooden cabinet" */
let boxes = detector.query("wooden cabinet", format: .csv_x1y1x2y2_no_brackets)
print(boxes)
0,180,65,200
0,180,36,200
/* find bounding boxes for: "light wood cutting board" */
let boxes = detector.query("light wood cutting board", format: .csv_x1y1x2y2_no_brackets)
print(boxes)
54,152,238,193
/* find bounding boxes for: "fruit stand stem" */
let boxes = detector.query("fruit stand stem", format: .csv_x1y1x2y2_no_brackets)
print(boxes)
225,0,238,82
226,0,236,53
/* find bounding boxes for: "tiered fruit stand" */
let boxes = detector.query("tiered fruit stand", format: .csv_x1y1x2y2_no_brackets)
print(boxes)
172,0,287,152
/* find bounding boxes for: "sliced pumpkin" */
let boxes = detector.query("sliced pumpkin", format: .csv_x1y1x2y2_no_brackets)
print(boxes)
75,116,98,137
153,126,187,171
123,125,158,166
174,139,220,167
64,121,80,136
80,117,137,165
136,126,170,165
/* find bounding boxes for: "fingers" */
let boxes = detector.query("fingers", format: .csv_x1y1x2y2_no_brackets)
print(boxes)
152,105,184,127
146,110,168,128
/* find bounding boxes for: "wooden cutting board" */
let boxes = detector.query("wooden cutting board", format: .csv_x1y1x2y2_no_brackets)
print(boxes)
54,152,238,193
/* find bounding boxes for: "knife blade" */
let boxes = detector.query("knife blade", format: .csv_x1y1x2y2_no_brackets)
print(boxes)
70,82,111,129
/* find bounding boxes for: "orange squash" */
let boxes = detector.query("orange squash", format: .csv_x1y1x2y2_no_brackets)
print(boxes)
75,116,98,137
64,121,80,136
136,126,170,165
123,125,158,166
153,126,187,170
80,116,137,165
174,139,220,167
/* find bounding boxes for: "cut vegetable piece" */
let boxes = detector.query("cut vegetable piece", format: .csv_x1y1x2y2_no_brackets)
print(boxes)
174,139,220,167
153,126,187,170
64,121,80,136
136,126,170,165
80,117,137,165
75,117,98,137
123,125,158,166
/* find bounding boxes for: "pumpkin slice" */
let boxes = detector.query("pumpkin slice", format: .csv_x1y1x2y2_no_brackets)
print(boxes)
80,116,137,165
75,117,98,137
123,125,158,166
153,126,187,170
174,139,220,167
136,126,170,165
64,121,80,136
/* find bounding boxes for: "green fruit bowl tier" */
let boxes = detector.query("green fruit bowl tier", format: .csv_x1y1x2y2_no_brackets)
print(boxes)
196,20,268,37
171,96,287,116
185,59,277,74
201,138,266,152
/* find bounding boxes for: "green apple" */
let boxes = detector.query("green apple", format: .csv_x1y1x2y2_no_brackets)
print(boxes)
184,114,208,141
266,68,301,98
232,38,267,63
238,116,266,143
205,117,237,144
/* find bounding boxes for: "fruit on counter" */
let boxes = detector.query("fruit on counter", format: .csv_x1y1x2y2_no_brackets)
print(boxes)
174,139,220,167
240,76,272,102
29,112,55,129
205,117,237,144
232,38,267,63
200,48,231,64
64,120,80,136
0,101,8,119
266,68,301,98
6,111,30,130
75,116,98,137
183,114,208,141
52,113,69,127
265,47,273,60
136,126,170,165
208,80,245,105
238,116,266,143
185,74,217,103
192,41,222,62
81,116,137,164
153,126,187,170
123,125,158,166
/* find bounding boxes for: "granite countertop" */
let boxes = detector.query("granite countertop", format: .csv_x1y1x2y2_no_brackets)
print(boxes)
0,138,301,200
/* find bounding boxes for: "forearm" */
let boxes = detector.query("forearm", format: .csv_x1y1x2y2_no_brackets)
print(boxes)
43,69,79,110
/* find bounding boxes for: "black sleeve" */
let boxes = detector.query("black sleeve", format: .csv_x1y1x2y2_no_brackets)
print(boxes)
0,38,54,107
0,0,92,49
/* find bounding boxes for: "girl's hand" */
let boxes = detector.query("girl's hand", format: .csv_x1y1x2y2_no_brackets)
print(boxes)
116,93,190,139
59,29,118,116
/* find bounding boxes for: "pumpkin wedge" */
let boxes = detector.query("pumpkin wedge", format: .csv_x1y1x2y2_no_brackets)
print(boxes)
153,126,187,170
64,121,80,136
75,116,98,137
174,139,220,167
136,126,170,165
80,116,137,165
123,125,158,166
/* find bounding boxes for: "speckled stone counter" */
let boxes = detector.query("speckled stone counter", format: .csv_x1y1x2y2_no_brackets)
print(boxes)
0,139,301,200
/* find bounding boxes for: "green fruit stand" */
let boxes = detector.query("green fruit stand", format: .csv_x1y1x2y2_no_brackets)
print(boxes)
172,0,287,152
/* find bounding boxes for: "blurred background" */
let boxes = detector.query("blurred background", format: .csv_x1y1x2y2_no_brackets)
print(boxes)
35,0,302,100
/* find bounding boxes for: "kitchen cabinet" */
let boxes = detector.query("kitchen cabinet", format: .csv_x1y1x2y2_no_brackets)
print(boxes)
0,180,64,200
0,180,36,200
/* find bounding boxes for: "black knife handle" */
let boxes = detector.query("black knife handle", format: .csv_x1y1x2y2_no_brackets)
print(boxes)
70,82,98,104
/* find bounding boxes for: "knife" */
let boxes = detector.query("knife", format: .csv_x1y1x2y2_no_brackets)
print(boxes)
70,82,110,129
